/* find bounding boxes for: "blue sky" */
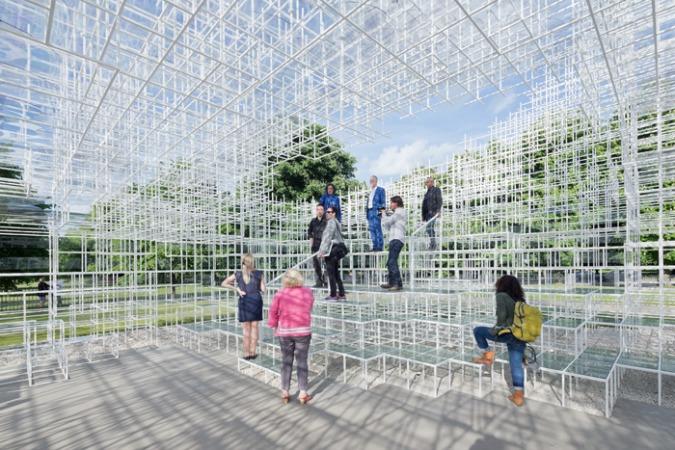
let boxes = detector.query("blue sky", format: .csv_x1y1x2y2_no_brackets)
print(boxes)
350,92,526,183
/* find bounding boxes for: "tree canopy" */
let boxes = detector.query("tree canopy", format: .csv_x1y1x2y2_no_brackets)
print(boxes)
267,124,364,202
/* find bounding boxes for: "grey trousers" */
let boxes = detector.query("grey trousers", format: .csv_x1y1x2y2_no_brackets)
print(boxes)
278,335,311,391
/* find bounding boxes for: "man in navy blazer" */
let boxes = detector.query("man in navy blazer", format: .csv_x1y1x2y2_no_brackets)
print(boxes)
365,175,386,251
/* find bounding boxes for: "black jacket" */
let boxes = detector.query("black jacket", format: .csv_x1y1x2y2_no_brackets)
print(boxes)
308,216,327,249
422,186,443,220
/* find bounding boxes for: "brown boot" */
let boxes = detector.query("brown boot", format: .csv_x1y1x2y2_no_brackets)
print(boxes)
472,350,495,366
508,390,525,407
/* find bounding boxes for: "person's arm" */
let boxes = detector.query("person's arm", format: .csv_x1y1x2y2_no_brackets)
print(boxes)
268,292,280,329
319,221,333,256
336,196,342,221
434,188,443,215
378,188,386,209
221,274,245,297
259,275,266,294
494,293,509,332
396,209,406,230
381,212,392,229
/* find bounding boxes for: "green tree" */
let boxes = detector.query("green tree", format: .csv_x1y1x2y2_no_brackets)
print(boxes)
267,124,363,201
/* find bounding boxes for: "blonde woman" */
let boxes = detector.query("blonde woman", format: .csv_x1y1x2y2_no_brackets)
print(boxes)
222,254,266,359
268,269,315,404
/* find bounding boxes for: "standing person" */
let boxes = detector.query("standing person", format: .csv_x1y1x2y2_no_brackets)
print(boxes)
37,277,48,308
319,183,342,223
319,207,348,301
422,176,443,250
472,275,528,407
365,175,386,251
268,269,315,404
380,196,406,291
221,254,266,360
307,203,327,287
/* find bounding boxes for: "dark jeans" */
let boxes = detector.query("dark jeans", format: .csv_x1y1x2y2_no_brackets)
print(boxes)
311,246,323,285
426,220,436,249
473,326,526,389
387,239,404,287
279,335,311,391
325,255,345,297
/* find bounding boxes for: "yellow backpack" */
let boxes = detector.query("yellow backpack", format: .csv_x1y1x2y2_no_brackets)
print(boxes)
511,301,542,343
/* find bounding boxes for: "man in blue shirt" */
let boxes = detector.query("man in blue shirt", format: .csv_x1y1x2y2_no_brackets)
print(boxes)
366,175,386,251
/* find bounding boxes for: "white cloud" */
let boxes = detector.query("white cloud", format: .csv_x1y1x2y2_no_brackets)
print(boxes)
489,93,519,116
364,139,462,179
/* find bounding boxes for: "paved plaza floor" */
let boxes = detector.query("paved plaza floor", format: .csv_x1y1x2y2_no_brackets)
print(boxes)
1,345,673,450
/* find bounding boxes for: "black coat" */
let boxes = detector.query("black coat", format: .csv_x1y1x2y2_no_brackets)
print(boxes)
308,216,327,249
422,186,443,220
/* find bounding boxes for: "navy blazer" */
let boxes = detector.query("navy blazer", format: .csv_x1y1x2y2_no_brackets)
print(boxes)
366,186,386,212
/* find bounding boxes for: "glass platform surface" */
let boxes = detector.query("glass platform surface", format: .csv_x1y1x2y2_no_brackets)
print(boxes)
326,343,382,360
617,352,659,371
566,347,619,380
240,354,281,373
622,316,661,328
539,351,577,372
589,314,623,325
660,355,675,374
545,317,585,329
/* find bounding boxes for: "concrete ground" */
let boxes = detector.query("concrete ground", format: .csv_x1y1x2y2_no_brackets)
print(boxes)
1,345,674,450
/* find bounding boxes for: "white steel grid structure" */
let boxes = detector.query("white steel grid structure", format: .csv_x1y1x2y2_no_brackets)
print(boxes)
0,0,674,417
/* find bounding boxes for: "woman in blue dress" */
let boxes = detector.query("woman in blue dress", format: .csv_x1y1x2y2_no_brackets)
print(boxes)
222,254,266,360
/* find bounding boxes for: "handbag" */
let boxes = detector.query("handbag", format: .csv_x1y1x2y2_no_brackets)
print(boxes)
330,242,349,260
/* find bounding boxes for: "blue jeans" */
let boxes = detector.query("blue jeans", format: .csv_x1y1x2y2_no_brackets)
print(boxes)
426,220,437,249
473,326,526,389
387,239,404,287
367,208,383,250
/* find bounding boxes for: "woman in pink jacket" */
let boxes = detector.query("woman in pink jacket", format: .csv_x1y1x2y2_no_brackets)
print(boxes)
268,269,315,404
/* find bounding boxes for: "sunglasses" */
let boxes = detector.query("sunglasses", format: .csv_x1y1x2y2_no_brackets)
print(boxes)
327,210,335,214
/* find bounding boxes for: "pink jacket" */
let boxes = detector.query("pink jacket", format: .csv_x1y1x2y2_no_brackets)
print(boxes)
268,287,314,337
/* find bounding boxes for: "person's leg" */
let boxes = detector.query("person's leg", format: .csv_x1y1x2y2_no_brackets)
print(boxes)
473,326,496,350
250,321,259,356
367,210,377,250
312,254,323,285
335,257,345,297
389,240,403,287
278,337,295,396
507,337,526,406
294,335,311,396
472,326,498,365
241,322,251,357
385,243,396,286
373,215,383,250
325,257,337,297
426,221,436,249
507,338,525,389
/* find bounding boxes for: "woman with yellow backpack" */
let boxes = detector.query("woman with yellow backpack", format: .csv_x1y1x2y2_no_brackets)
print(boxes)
472,275,542,407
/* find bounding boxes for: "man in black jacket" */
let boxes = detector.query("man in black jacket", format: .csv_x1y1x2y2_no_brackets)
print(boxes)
308,203,327,287
422,177,442,250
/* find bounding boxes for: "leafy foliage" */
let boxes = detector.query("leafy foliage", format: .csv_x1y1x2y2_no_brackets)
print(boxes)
267,124,364,201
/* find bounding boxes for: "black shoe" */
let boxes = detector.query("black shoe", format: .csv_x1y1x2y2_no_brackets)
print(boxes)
380,284,391,289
